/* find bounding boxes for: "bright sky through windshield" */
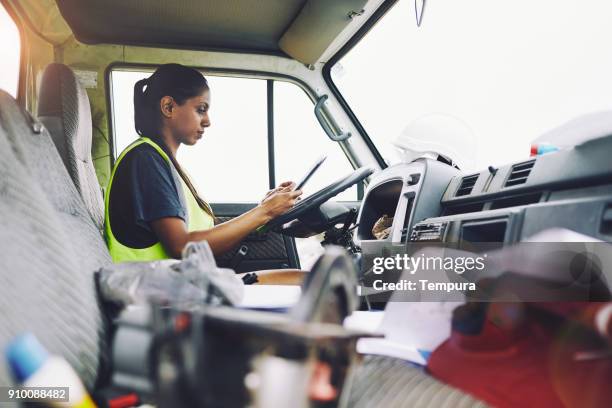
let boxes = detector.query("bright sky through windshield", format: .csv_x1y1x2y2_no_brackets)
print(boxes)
332,0,612,172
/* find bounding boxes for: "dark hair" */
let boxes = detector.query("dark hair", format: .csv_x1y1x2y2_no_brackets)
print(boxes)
133,63,213,217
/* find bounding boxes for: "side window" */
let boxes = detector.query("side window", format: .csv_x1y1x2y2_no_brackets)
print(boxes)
110,71,268,202
274,81,358,201
110,70,151,155
109,69,357,206
0,4,21,97
176,76,268,203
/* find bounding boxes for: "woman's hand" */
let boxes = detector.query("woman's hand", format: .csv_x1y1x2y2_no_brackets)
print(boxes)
259,183,302,221
151,181,301,259
261,181,296,203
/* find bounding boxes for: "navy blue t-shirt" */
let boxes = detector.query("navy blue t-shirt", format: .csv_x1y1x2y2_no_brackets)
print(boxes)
108,143,187,248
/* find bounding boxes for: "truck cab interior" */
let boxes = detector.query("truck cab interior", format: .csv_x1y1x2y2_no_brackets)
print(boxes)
1,0,611,407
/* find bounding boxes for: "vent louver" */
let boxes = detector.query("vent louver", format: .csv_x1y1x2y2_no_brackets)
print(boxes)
505,160,535,187
456,174,478,196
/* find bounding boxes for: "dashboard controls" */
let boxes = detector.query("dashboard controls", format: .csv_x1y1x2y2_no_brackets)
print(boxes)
409,221,448,242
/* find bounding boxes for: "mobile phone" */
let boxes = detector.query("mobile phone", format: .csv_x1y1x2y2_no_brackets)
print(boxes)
295,155,327,191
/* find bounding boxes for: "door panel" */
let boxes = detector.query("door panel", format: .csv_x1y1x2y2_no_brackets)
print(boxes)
211,203,300,273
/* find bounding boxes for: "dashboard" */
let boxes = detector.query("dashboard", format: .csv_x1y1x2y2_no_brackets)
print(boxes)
354,133,612,275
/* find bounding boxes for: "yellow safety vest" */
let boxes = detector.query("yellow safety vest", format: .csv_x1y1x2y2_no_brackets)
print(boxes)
104,137,214,262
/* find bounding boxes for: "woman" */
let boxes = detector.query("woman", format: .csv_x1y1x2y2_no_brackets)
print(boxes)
104,64,303,282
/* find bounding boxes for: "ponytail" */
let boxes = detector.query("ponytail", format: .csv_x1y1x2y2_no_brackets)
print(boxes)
134,77,155,137
132,64,214,219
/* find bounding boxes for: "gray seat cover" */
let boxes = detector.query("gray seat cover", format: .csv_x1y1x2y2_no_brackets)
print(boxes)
0,90,109,390
37,63,105,232
349,356,487,408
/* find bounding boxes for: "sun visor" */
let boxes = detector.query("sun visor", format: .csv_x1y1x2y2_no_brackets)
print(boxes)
11,0,73,45
279,0,368,65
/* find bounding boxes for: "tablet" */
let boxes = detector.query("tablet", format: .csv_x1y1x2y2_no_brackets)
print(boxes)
295,155,327,190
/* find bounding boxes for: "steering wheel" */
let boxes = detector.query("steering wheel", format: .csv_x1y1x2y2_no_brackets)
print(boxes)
264,166,375,232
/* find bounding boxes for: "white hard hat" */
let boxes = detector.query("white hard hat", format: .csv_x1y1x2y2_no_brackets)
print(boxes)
392,113,476,170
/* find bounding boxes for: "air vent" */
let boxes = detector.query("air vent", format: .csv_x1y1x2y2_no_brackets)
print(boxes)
456,174,479,196
505,160,535,187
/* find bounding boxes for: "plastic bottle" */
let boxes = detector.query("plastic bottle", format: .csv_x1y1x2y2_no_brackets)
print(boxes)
6,333,97,407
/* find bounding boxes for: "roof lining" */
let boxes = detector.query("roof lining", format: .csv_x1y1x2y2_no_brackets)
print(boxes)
12,0,382,65
54,0,308,56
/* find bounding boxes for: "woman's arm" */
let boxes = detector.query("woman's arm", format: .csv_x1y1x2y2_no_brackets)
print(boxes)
151,187,302,258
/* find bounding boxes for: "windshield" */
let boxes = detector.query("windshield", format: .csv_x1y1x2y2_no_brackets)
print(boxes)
330,0,612,172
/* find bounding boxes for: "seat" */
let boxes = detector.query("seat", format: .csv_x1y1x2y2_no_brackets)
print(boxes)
37,63,105,232
0,89,110,390
349,355,487,408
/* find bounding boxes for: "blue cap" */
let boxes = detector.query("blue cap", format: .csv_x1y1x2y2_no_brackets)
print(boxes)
5,333,49,382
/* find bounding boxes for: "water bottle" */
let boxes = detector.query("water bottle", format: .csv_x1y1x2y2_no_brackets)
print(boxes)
6,333,96,407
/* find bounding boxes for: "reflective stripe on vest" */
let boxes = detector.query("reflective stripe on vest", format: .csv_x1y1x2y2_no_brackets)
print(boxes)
104,137,214,262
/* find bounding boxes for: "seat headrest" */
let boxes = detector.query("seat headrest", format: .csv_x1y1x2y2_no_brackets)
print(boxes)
37,63,105,232
37,63,93,167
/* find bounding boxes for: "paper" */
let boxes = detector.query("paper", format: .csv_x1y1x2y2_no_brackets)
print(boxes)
237,285,302,309
344,302,461,365
343,310,385,333
343,310,429,364
356,338,428,365
380,301,460,348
